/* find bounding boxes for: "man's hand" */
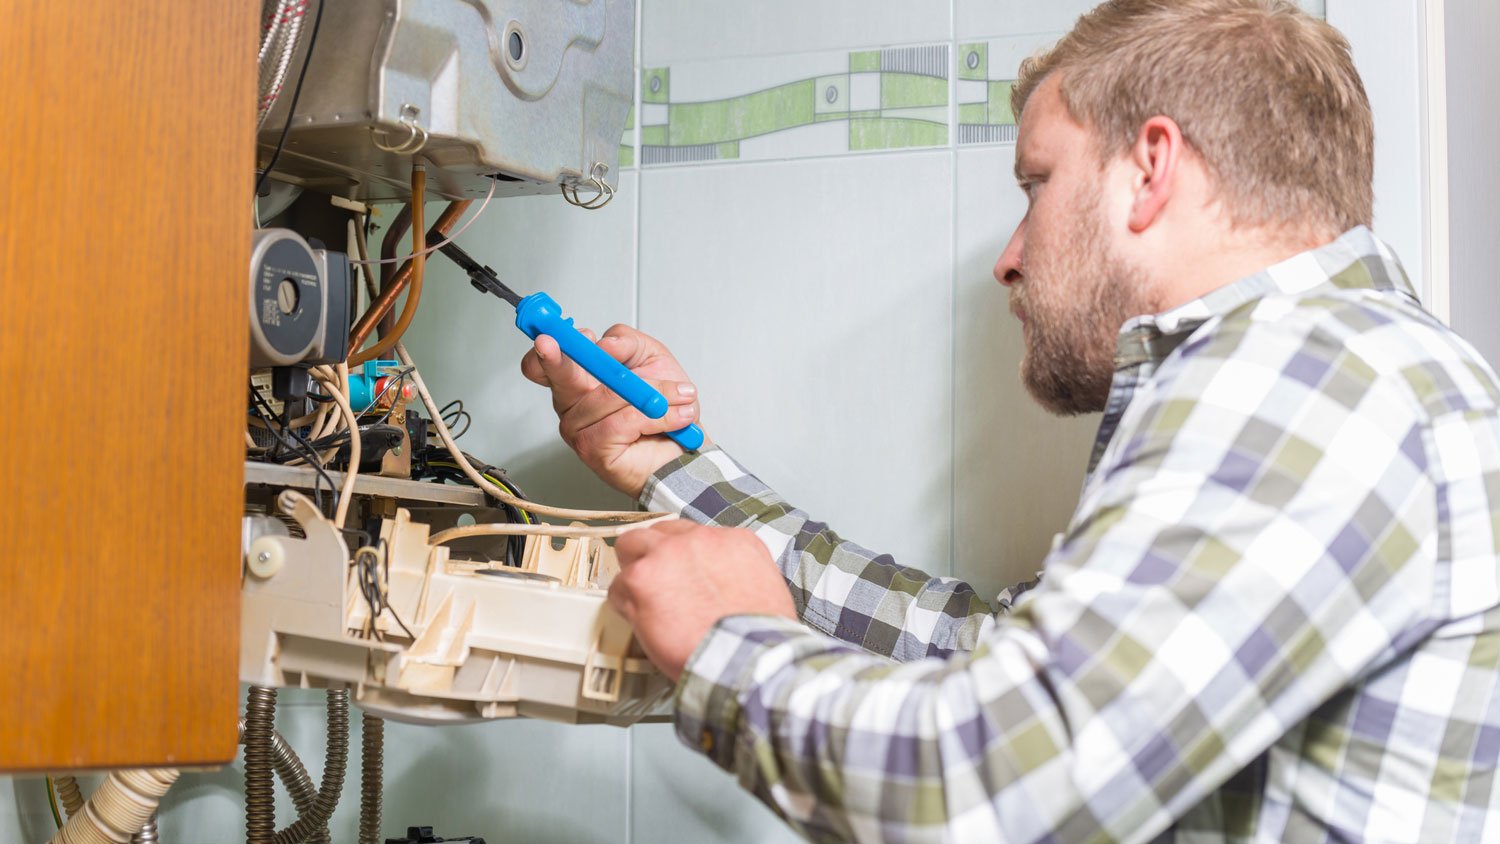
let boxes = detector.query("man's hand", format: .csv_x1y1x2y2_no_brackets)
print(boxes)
609,521,796,682
520,324,707,498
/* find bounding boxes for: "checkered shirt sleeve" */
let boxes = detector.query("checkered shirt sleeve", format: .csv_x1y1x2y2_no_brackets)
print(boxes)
639,236,1500,842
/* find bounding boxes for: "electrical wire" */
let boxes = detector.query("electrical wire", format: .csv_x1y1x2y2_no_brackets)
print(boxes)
438,399,471,439
249,382,338,515
396,341,667,524
45,776,62,829
430,520,666,545
425,461,529,566
247,383,339,515
253,0,325,201
310,364,359,529
348,177,498,267
353,543,415,641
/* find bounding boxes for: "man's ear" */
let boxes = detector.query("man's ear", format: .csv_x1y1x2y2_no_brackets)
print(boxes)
1127,116,1185,233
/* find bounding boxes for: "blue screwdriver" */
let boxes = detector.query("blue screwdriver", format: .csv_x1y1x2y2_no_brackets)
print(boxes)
430,234,705,451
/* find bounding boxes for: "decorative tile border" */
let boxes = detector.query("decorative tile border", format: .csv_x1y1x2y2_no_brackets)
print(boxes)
956,42,1017,145
632,2,1328,164
640,44,950,166
954,33,1064,146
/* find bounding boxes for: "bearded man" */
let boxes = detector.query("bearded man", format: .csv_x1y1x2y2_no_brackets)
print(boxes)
523,1,1500,840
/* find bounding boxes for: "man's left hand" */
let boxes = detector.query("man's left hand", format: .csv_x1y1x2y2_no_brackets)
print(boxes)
610,521,796,682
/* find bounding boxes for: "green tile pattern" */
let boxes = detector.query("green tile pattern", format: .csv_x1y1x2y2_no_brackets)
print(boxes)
957,43,987,81
640,45,949,165
667,80,817,146
958,42,1017,145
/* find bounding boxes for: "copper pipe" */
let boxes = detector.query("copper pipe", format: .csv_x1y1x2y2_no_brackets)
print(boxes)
347,198,468,356
376,204,412,337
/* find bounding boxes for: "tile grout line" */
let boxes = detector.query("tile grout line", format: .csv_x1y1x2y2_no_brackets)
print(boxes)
949,0,960,579
628,1,643,840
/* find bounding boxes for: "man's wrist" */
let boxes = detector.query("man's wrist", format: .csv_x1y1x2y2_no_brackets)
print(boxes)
637,444,726,511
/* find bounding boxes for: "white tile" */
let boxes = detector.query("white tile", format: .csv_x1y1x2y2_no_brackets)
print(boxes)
638,151,955,575
958,0,1100,42
953,145,1098,602
630,722,802,843
642,0,950,66
403,172,641,512
984,32,1069,81
665,51,850,103
737,120,849,162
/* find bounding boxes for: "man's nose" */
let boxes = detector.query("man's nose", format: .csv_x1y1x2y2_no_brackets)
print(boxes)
994,219,1025,287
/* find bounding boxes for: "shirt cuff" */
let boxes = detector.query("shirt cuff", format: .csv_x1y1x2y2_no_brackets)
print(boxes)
637,445,786,527
673,614,809,770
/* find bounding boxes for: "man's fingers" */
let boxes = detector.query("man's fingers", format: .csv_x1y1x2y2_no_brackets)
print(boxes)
598,325,660,368
615,520,697,564
529,334,605,412
561,374,699,438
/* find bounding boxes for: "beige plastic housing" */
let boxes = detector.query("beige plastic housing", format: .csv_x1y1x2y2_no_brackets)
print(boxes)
241,490,672,725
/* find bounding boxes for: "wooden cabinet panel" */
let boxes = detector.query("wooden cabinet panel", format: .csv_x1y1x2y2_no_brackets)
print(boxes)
0,0,255,770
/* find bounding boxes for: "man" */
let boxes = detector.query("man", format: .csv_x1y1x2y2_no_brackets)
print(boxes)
522,1,1500,840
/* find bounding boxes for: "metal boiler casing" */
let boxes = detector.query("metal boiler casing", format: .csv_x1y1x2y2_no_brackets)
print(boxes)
257,0,634,204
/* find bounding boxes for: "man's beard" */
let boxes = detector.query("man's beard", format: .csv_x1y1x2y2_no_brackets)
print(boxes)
1013,187,1152,416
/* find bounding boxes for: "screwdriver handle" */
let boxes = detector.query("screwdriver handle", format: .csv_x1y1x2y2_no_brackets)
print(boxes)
515,292,705,452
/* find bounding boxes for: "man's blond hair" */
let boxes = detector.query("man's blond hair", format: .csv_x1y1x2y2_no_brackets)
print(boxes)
1014,0,1373,234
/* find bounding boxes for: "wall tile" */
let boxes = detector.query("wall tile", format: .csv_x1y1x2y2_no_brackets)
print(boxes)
638,150,955,575
640,46,950,167
403,172,641,512
630,723,800,844
957,0,1098,43
956,1,1329,99
953,145,1097,601
642,0,949,66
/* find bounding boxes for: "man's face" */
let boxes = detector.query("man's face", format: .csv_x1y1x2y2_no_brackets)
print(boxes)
993,78,1155,416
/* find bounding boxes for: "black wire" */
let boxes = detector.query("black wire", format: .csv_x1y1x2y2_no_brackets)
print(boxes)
248,381,339,516
419,459,531,567
253,0,326,201
439,399,471,439
354,542,415,641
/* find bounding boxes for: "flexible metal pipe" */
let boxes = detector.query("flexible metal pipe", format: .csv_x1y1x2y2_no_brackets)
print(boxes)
128,815,158,843
236,718,318,817
273,689,349,844
244,686,278,844
53,775,85,818
358,713,384,844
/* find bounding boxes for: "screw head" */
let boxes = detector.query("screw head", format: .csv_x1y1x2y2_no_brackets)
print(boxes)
257,551,271,563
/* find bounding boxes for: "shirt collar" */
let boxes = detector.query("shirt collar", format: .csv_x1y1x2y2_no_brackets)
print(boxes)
1114,226,1418,368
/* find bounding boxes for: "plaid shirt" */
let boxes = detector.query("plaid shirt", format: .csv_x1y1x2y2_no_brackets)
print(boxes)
640,227,1500,843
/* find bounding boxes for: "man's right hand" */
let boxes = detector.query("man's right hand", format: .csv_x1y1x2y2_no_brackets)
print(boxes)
520,323,707,498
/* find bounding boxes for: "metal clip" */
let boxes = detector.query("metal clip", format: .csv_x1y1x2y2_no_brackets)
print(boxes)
372,104,429,155
561,162,615,210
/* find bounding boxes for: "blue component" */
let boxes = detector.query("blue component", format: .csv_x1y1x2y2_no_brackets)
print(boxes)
514,292,705,451
348,359,399,411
